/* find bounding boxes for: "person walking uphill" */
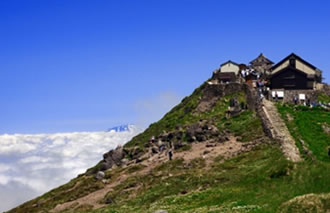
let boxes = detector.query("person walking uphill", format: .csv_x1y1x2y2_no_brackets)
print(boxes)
168,149,173,161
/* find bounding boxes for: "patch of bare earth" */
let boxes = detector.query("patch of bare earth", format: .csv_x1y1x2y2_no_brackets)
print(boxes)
51,136,260,212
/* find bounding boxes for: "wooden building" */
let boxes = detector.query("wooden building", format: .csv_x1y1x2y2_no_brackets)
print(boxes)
270,53,322,90
250,53,274,75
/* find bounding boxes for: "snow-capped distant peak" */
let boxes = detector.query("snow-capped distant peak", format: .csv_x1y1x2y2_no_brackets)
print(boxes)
107,125,131,132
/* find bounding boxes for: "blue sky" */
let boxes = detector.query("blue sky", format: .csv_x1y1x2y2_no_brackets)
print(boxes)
1,0,330,134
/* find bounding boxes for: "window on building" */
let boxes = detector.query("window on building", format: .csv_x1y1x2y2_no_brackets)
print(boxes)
289,58,296,67
307,81,314,88
283,84,296,88
284,74,295,79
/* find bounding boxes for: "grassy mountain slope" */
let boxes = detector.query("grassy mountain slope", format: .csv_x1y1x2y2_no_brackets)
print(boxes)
8,78,330,213
277,104,330,162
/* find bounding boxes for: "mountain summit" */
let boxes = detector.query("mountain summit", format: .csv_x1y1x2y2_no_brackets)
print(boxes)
107,125,131,133
8,58,330,213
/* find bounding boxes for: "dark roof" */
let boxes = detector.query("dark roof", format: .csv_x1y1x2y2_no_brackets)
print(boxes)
220,60,240,67
250,53,274,65
272,53,318,71
270,66,308,80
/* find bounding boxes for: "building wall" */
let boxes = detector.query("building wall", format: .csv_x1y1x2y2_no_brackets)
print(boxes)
272,60,290,73
271,68,310,90
270,89,317,104
220,63,239,75
295,60,316,75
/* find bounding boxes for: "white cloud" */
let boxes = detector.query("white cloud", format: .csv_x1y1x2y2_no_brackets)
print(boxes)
0,174,10,185
0,125,142,212
0,163,10,172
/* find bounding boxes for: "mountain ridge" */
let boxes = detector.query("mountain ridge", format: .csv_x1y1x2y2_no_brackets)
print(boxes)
7,71,330,213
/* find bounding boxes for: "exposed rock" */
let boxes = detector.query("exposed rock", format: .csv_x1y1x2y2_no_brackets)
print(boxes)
173,142,185,150
153,210,168,213
203,150,210,155
196,134,206,142
206,143,216,148
151,146,158,154
105,197,115,204
95,171,105,180
121,158,129,165
322,123,330,134
100,146,125,171
278,193,330,213
123,146,144,160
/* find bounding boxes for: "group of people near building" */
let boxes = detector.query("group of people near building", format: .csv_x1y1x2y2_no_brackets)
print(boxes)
240,68,260,79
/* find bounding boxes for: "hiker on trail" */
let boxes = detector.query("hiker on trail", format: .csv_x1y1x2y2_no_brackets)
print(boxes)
275,92,278,102
168,149,173,161
241,70,246,78
229,98,236,108
294,95,298,105
169,141,173,149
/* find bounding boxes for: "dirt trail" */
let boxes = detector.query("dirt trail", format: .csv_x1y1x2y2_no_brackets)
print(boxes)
51,136,257,212
260,99,301,162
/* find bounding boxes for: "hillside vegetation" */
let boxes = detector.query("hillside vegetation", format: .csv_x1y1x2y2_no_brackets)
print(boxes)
8,79,330,213
277,104,330,162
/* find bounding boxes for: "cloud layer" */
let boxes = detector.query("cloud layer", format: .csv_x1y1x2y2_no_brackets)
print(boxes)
0,126,142,212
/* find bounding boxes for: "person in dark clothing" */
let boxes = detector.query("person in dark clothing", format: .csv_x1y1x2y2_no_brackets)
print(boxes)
229,98,235,107
275,92,278,102
168,150,173,161
294,96,298,105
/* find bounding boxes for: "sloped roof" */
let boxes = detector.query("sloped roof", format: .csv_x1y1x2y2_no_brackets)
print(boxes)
272,53,318,71
220,60,240,67
250,53,274,65
270,66,308,80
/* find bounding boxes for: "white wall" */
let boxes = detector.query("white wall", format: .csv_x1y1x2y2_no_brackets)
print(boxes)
220,62,239,75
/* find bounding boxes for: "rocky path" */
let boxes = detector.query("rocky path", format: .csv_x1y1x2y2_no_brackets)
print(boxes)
51,136,259,212
260,99,301,162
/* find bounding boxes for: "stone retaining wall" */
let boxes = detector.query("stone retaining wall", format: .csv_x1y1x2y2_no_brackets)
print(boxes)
269,89,317,104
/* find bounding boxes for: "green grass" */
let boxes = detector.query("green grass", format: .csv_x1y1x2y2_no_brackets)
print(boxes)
91,145,330,213
219,110,264,142
124,83,205,149
317,92,330,104
9,101,330,213
7,167,128,213
9,87,330,213
277,104,330,162
125,83,249,151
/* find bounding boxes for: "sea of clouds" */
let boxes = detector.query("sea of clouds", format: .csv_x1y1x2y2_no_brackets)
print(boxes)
0,126,142,212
